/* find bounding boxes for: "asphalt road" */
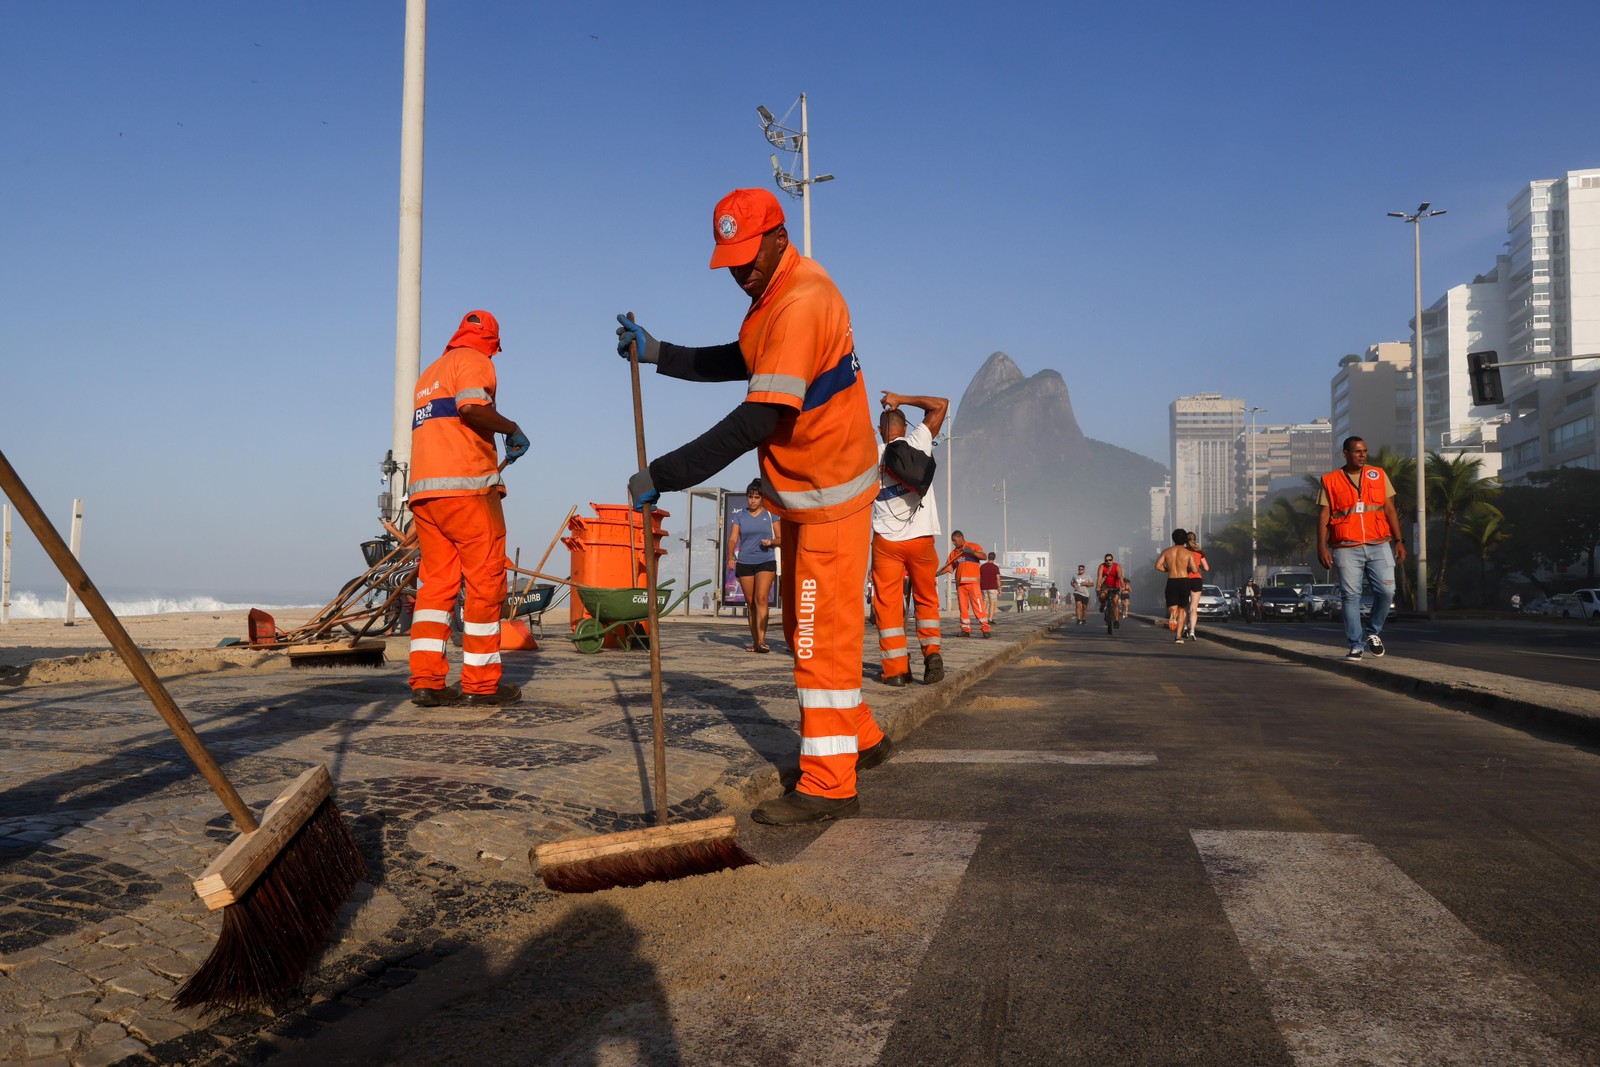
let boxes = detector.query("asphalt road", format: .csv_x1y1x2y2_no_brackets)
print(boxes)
1211,612,1600,690
856,620,1600,1065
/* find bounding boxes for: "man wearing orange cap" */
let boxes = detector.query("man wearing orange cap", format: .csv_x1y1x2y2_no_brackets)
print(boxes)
614,188,888,826
407,311,528,708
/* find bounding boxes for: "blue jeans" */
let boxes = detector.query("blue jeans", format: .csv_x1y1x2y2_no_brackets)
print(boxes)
1333,541,1395,647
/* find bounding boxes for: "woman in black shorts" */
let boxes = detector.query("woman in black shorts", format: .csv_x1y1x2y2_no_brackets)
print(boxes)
728,479,780,652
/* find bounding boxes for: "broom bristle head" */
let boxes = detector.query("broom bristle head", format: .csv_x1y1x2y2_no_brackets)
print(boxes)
540,836,756,894
173,797,366,1014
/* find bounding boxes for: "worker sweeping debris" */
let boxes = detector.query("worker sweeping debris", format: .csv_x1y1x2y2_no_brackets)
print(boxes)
0,449,366,1013
613,187,893,826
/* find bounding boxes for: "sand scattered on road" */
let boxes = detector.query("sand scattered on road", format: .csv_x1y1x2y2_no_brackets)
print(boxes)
1015,655,1063,667
965,695,1039,710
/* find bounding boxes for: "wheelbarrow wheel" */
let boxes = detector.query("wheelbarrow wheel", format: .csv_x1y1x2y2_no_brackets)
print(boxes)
573,617,606,655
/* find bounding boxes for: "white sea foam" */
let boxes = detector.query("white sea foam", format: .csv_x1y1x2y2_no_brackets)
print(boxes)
0,591,314,621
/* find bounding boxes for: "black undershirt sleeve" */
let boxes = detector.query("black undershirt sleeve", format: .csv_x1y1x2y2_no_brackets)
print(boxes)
648,402,784,493
655,341,749,383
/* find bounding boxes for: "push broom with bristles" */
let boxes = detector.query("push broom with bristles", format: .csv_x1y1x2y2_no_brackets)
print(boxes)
0,449,366,1013
533,313,755,892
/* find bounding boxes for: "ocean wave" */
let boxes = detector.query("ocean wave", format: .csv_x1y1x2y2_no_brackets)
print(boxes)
0,591,315,621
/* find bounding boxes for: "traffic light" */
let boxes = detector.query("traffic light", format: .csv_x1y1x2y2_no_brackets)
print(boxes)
1468,350,1505,406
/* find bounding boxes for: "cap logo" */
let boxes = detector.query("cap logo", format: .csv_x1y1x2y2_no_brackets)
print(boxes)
717,214,738,241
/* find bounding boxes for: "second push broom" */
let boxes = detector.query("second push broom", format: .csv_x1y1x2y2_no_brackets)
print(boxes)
533,314,755,892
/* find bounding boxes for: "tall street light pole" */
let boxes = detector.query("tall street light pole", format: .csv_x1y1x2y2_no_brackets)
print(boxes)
757,95,835,257
994,479,1009,560
1388,202,1446,611
386,0,426,528
1245,406,1265,579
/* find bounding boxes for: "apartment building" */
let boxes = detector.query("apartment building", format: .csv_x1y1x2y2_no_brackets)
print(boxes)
1170,393,1244,536
1330,343,1413,461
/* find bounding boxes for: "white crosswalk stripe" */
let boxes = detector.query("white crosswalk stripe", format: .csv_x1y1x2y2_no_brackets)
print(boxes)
1192,829,1580,1065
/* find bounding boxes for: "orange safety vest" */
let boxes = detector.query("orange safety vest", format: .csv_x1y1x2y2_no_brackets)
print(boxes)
1322,466,1393,545
740,244,879,524
946,541,986,583
410,346,503,503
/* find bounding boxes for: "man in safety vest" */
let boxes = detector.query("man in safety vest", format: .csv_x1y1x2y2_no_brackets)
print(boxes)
407,311,529,707
937,532,990,637
1316,435,1407,660
614,187,889,826
871,391,947,688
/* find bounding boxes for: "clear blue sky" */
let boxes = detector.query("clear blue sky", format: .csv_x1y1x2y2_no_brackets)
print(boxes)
3,1,1597,602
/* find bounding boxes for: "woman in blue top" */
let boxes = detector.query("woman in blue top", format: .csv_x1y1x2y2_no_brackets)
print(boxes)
728,479,779,652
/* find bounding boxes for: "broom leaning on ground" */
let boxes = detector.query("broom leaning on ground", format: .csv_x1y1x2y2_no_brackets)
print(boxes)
0,449,366,1013
532,314,755,892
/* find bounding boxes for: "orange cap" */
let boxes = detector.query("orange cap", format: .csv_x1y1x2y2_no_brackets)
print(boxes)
446,309,501,356
709,188,785,268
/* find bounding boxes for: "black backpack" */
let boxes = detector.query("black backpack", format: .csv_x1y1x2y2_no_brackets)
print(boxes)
882,439,937,510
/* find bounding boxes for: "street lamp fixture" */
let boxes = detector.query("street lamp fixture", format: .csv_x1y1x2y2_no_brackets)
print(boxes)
756,93,835,257
1388,202,1447,611
1243,407,1265,578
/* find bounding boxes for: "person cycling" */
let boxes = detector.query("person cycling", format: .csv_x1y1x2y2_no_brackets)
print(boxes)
1095,553,1123,629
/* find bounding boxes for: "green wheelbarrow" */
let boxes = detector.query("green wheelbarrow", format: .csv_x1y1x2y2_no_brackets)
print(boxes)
568,578,711,654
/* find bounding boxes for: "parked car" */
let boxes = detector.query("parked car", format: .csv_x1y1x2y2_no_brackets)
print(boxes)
1221,588,1239,615
1258,585,1308,620
1308,584,1339,618
1541,593,1583,618
1523,597,1550,615
1575,589,1600,621
1195,585,1231,619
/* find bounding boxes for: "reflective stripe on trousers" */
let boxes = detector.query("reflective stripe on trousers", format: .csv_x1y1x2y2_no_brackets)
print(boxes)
780,506,884,799
870,533,942,678
408,494,506,695
958,582,989,632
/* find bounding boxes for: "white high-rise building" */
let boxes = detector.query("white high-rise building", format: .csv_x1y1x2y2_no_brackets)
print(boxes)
1409,259,1509,477
1494,168,1600,480
1170,394,1244,536
1331,343,1413,462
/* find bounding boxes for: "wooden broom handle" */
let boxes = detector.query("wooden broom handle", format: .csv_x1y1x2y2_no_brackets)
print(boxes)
627,313,670,825
0,449,259,832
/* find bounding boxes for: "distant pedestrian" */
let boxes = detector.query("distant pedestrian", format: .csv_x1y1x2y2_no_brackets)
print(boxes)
728,479,778,653
1047,581,1059,608
1511,592,1522,613
1316,435,1406,661
938,532,991,637
1014,580,1027,613
1184,533,1209,639
1071,564,1093,625
979,551,1002,622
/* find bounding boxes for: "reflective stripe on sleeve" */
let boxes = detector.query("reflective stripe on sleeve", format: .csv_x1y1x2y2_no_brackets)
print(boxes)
462,650,502,667
797,687,864,709
800,734,860,757
748,373,807,401
455,387,491,404
462,620,502,637
410,638,447,654
413,609,452,626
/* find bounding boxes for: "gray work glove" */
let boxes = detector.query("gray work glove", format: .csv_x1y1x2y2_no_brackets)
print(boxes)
615,314,660,365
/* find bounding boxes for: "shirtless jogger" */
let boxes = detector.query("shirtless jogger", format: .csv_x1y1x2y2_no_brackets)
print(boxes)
1155,529,1196,644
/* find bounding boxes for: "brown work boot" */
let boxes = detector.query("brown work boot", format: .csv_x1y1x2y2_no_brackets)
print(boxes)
462,683,521,707
857,736,895,771
410,684,461,708
881,671,912,687
922,653,945,684
751,791,860,826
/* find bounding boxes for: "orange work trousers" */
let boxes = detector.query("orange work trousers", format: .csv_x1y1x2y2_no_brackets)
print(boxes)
958,578,989,633
408,493,507,696
870,534,942,680
779,504,884,800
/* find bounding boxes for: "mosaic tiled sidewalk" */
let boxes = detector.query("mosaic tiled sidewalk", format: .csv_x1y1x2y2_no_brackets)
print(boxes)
0,609,1062,1065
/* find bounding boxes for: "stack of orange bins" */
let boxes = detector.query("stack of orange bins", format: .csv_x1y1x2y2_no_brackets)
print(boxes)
563,503,669,645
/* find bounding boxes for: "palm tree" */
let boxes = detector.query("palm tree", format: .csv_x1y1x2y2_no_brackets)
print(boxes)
1369,447,1417,607
1425,453,1501,604
1457,504,1508,607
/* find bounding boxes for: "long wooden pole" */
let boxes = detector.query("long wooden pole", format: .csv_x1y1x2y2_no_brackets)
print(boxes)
0,450,258,832
627,313,669,825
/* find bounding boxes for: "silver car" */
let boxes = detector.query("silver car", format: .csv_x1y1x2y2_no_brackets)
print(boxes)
1195,585,1231,619
1308,584,1339,618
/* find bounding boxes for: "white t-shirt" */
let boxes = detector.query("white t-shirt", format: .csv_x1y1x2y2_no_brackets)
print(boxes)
872,422,941,541
1070,572,1094,598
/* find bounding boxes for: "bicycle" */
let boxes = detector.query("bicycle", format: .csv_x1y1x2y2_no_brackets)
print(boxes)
1099,588,1118,634
333,534,418,637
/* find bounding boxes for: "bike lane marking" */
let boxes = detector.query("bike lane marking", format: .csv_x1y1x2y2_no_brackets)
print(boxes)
1192,829,1579,1066
896,749,1157,766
